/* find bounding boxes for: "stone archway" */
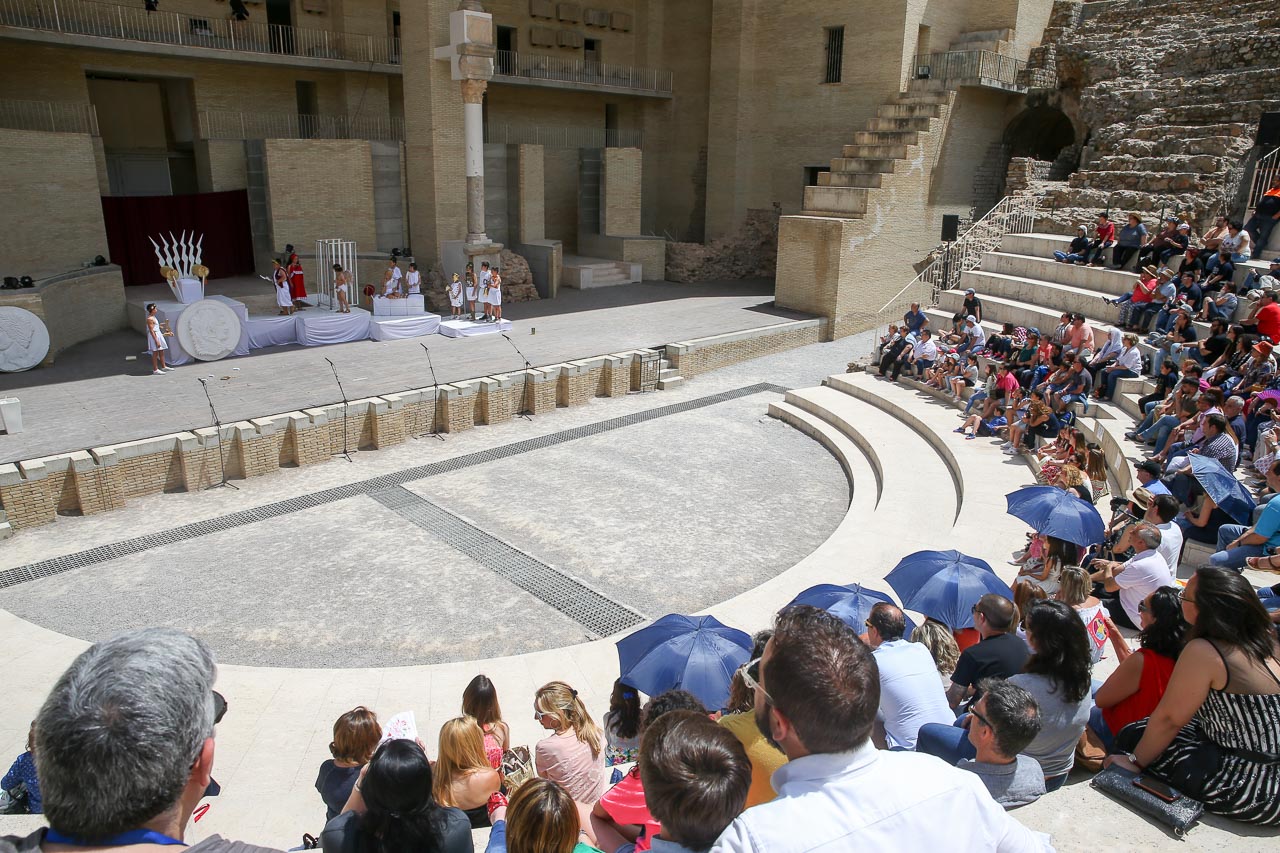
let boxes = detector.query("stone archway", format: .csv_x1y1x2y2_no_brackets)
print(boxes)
1003,106,1077,167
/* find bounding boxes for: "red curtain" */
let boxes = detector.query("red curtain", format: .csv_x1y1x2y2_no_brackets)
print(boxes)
101,190,256,286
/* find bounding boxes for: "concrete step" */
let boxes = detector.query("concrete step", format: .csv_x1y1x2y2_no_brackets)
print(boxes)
866,116,936,132
1094,153,1229,175
829,157,898,174
818,172,884,188
891,90,952,105
657,377,684,390
841,143,911,159
999,233,1072,257
979,251,1140,297
876,103,943,119
560,256,641,289
936,289,1117,338
955,273,1125,325
854,129,922,146
767,399,881,521
803,186,868,216
659,367,680,380
1067,170,1215,193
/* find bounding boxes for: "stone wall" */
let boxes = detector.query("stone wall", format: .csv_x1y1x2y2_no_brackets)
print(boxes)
666,206,780,282
262,139,379,258
1005,157,1053,195
0,267,128,362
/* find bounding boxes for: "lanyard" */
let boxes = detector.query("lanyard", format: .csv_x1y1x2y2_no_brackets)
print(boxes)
45,828,187,847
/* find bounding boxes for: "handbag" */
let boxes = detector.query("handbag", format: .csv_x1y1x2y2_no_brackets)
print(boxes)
1090,765,1203,836
500,745,535,793
0,782,29,815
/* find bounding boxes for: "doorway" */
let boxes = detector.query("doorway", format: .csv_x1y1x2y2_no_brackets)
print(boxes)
496,25,516,74
296,80,318,137
584,38,601,80
916,24,931,59
267,0,293,54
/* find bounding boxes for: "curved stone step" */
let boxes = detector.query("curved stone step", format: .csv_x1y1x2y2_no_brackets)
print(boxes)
956,272,1125,323
978,252,1139,297
937,287,1120,334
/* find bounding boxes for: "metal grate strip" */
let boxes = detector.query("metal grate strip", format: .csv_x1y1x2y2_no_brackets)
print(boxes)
0,384,788,591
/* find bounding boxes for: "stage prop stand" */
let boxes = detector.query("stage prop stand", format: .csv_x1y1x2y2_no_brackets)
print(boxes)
197,378,238,491
502,332,535,421
418,343,446,441
324,357,355,462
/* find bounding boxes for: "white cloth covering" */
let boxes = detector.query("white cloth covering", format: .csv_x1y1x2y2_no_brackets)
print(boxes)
369,314,442,341
438,318,512,338
295,309,372,346
245,315,299,349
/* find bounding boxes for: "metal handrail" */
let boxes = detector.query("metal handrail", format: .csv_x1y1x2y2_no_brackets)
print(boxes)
0,98,99,135
0,0,400,65
493,50,673,95
484,122,643,149
1246,145,1280,212
198,110,404,141
913,49,1027,87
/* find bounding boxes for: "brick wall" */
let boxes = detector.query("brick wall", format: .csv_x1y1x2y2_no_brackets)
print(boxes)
196,139,249,192
667,320,824,377
602,147,642,235
263,139,378,252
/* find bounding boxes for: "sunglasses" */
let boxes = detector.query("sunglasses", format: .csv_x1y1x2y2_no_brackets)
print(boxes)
969,707,992,730
738,657,772,704
1179,590,1196,604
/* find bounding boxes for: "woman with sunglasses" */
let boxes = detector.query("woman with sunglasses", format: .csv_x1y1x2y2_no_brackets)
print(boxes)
717,632,786,809
533,682,606,805
1106,567,1280,825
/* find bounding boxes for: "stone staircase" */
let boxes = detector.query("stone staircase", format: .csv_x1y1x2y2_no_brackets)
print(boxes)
561,256,642,289
656,355,682,390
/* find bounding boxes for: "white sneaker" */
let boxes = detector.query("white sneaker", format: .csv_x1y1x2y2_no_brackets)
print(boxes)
162,366,175,372
153,369,165,375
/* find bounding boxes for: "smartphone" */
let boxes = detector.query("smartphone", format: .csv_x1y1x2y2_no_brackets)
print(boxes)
1133,775,1178,802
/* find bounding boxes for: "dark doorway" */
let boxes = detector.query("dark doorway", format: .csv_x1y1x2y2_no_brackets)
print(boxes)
1003,107,1075,162
496,25,516,74
267,0,293,54
584,37,601,81
296,80,318,137
605,103,619,147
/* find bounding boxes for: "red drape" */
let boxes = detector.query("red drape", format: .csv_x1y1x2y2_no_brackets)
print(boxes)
101,190,255,286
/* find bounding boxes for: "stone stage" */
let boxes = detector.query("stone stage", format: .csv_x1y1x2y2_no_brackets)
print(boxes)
0,278,801,464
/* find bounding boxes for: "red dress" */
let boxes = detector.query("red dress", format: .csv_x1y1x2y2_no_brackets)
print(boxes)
1102,648,1176,735
288,259,307,300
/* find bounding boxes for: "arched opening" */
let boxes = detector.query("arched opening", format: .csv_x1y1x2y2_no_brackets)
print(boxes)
1003,106,1076,163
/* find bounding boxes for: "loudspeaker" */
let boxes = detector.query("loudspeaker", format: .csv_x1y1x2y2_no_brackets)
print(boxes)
941,214,960,242
1258,112,1280,149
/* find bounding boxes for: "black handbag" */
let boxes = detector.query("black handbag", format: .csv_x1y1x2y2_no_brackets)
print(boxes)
0,782,29,815
1090,765,1203,836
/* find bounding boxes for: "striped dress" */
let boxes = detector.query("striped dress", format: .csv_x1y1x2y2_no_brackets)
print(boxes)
1118,646,1280,825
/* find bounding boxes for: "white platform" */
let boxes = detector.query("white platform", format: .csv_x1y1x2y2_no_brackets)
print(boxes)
244,314,300,350
151,296,250,366
295,307,372,346
371,295,427,316
369,313,442,341
438,318,513,338
561,255,642,289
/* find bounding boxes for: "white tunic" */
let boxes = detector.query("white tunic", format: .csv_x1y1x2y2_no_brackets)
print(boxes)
406,270,421,294
448,280,463,307
146,315,168,352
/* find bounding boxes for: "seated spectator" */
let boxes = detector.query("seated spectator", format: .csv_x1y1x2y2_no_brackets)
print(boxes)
1150,309,1198,375
865,603,954,750
535,681,607,804
710,605,1049,852
0,628,281,852
1084,327,1123,383
434,717,502,828
1,723,40,815
1208,460,1280,569
1110,213,1147,269
1013,535,1074,596
1145,493,1183,576
903,302,929,336
876,332,913,378
1132,268,1179,333
964,362,1000,416
317,707,381,822
1089,523,1173,629
1244,173,1280,250
957,679,1046,809
1164,413,1238,494
640,711,751,853
1137,216,1188,267
1108,568,1280,826
1241,258,1280,293
485,778,605,853
1005,389,1058,455
1177,491,1234,546
464,674,511,769
1051,358,1093,414
1053,225,1090,264
910,620,961,690
1094,334,1142,401
961,287,983,325
1056,565,1107,664
603,679,642,767
1089,586,1187,752
592,690,708,853
1220,219,1253,263
877,324,902,361
986,322,1018,359
895,328,937,381
1062,313,1096,362
322,738,472,853
718,632,785,810
1199,280,1240,324
957,315,986,358
1241,288,1280,343
942,594,1028,711
1080,212,1116,267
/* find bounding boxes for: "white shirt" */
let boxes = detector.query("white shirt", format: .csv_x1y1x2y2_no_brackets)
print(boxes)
711,744,1052,853
1155,520,1183,576
1114,346,1142,373
968,324,987,347
913,339,939,361
406,270,420,293
1115,548,1174,626
872,640,956,750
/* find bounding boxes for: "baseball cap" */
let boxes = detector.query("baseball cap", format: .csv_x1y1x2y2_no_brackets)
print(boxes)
1270,257,1280,265
1177,223,1190,231
1134,459,1161,477
965,288,976,295
966,315,977,323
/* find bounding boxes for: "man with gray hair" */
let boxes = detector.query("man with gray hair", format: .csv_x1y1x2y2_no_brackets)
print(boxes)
1088,522,1172,629
0,628,279,853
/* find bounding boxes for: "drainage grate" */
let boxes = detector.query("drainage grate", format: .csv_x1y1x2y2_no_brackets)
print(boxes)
0,383,788,591
370,486,644,637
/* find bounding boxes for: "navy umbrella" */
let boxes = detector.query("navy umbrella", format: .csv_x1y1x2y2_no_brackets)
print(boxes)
1187,454,1256,524
1005,485,1106,547
885,550,1012,630
616,614,752,711
786,583,917,636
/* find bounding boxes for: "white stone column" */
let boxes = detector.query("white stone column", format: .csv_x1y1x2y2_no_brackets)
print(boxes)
462,78,489,244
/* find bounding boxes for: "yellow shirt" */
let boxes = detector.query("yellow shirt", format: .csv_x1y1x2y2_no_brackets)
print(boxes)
718,711,788,809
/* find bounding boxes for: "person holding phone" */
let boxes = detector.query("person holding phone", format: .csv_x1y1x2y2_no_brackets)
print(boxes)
1105,568,1280,825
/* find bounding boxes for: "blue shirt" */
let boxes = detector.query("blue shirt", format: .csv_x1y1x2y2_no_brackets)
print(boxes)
2,752,41,813
1255,499,1280,549
1143,479,1172,497
903,309,927,334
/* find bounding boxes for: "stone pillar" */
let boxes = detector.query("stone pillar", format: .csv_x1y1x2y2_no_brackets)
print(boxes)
462,78,489,244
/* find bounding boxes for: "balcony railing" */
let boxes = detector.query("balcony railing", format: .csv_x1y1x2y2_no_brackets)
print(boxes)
199,110,404,141
0,0,400,66
0,98,99,135
494,50,673,97
485,122,643,149
913,49,1027,91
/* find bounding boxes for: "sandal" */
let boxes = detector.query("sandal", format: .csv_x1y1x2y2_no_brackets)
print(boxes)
1245,554,1280,573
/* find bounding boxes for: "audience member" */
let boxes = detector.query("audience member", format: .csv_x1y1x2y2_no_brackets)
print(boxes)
1208,459,1280,568
865,603,954,750
910,620,961,690
710,606,1049,851
1055,565,1107,664
433,716,502,828
485,778,604,853
603,679,643,767
717,632,785,810
463,675,511,768
534,681,607,804
317,707,381,822
1,723,40,815
956,679,1046,809
1088,522,1173,629
944,594,1029,710
1053,225,1090,264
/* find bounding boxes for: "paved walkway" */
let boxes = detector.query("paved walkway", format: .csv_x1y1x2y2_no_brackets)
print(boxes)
0,278,798,463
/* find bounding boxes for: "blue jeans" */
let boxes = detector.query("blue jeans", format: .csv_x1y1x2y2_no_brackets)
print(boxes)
965,389,989,415
1141,415,1179,453
1211,524,1267,570
1204,301,1234,321
1132,400,1161,434
1054,251,1085,263
916,720,977,765
1102,368,1137,400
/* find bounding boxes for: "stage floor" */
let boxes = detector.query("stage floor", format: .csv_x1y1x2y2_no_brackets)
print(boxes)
0,278,799,463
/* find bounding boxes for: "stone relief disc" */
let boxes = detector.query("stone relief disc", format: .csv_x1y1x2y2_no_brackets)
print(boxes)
0,306,51,372
175,298,242,362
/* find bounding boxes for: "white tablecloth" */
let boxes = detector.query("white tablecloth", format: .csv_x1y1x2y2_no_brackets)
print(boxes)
295,308,371,346
151,296,250,365
245,315,300,349
369,314,442,341
438,318,513,338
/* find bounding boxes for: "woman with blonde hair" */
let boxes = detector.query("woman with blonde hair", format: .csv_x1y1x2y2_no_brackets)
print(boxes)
1057,564,1107,664
433,716,502,828
910,620,960,689
484,777,603,853
534,681,606,804
463,674,510,769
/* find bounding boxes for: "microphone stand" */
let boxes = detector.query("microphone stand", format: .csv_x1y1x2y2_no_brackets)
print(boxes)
418,343,446,441
324,357,354,461
197,379,237,491
502,333,534,420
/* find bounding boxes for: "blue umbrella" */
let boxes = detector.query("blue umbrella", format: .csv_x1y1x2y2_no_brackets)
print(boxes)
786,583,917,636
1188,454,1256,524
616,614,752,711
885,550,1012,630
1005,485,1106,547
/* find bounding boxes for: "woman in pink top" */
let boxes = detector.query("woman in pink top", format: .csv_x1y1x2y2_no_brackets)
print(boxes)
534,681,607,804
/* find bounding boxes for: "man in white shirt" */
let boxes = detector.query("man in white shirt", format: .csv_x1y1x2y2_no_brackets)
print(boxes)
891,329,937,381
477,261,494,320
1146,493,1182,576
1088,523,1173,629
710,606,1052,853
866,603,954,750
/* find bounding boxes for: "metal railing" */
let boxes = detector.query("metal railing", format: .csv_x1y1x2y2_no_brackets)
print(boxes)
493,50,673,96
484,122,643,149
913,49,1027,89
0,0,400,65
198,110,404,141
863,195,1045,353
0,98,99,135
1246,145,1280,213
